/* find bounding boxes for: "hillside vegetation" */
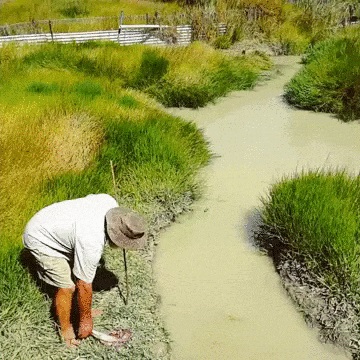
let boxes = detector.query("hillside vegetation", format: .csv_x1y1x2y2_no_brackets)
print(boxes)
0,0,180,24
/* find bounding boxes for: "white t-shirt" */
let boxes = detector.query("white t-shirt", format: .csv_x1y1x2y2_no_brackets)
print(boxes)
23,194,118,283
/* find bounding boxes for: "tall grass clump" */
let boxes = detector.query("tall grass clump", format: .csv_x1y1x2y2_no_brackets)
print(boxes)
258,170,360,293
41,113,210,207
141,42,271,107
268,1,346,54
21,41,271,108
285,27,360,121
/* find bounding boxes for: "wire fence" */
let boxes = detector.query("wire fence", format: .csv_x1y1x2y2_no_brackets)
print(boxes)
0,23,228,47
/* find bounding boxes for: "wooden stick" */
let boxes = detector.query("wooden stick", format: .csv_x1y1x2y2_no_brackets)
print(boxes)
123,249,129,305
110,160,129,305
110,160,117,197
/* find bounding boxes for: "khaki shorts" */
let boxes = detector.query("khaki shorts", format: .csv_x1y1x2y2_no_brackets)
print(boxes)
32,252,75,289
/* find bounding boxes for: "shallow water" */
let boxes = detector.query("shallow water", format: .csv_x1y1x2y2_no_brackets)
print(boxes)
154,56,360,360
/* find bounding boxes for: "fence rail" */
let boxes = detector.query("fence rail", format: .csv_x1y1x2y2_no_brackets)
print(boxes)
0,24,208,47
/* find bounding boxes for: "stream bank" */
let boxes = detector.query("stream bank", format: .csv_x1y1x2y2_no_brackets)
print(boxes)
154,56,360,359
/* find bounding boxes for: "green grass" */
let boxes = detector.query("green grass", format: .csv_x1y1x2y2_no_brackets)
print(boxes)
284,27,360,121
257,170,360,292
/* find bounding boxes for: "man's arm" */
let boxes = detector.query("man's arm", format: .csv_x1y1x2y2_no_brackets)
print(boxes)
55,287,80,347
76,279,93,339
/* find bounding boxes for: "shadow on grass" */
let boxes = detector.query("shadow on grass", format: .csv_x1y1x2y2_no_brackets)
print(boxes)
244,208,287,272
19,249,120,336
19,249,119,294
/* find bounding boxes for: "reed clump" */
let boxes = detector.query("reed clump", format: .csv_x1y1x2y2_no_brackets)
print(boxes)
256,169,360,355
258,170,360,293
198,0,348,54
285,27,360,121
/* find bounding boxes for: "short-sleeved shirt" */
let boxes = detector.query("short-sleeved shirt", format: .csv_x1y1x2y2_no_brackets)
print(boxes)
23,194,118,283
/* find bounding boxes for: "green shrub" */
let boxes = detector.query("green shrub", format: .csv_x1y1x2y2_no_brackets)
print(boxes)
273,21,310,55
60,0,89,18
258,170,360,291
131,49,169,88
118,95,139,109
285,28,360,121
27,82,59,94
73,80,102,99
213,35,232,50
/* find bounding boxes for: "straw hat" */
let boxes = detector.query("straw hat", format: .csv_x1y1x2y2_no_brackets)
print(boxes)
105,207,147,250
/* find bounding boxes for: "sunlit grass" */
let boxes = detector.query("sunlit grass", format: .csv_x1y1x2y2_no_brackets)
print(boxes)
0,41,269,252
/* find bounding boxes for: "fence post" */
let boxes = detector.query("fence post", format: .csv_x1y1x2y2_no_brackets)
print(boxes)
118,10,124,43
146,13,149,25
154,10,159,25
48,20,54,41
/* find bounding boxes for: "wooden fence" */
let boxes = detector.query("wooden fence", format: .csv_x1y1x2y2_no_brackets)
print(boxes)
0,25,182,47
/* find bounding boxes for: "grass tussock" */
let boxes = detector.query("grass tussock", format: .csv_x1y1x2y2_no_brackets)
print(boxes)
257,170,360,293
284,27,360,121
257,169,360,356
19,41,271,108
0,36,268,359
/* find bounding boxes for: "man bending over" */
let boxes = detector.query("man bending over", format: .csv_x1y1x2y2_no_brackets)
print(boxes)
23,194,147,347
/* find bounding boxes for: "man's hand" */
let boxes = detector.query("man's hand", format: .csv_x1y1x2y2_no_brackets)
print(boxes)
78,318,93,339
62,327,81,348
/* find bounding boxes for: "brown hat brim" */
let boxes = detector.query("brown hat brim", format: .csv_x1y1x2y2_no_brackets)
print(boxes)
105,207,147,250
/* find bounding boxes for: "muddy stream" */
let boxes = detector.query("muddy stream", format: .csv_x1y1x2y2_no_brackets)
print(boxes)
154,56,360,359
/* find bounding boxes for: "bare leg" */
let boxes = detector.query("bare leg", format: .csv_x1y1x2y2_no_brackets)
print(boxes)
54,287,80,347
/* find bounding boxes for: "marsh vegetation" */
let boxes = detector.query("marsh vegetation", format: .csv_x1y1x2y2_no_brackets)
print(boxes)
2,0,360,358
0,39,269,359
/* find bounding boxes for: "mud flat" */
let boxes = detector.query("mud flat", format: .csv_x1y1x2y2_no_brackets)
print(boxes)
154,56,360,359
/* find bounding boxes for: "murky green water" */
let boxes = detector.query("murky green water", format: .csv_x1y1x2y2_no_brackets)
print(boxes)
154,56,359,360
